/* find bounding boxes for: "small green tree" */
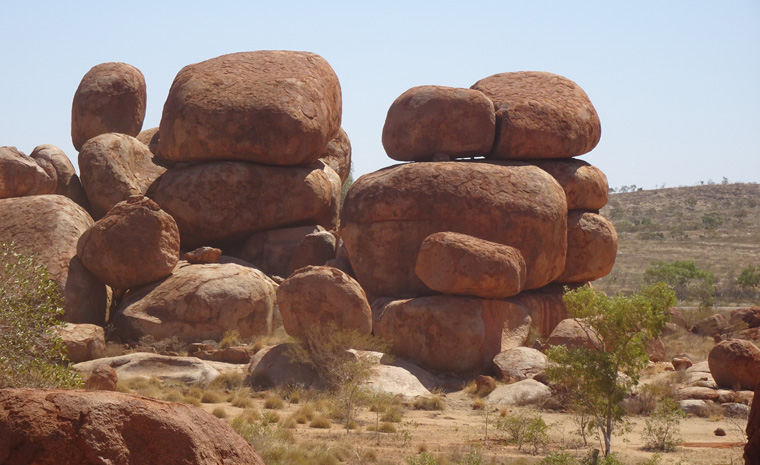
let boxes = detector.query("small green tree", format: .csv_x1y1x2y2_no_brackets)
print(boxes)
0,243,81,388
737,265,760,289
643,260,715,306
642,398,686,452
546,283,676,457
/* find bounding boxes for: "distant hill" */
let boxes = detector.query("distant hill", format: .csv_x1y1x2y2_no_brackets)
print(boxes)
592,182,760,305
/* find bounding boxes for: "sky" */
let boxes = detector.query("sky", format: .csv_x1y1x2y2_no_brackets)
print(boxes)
1,1,758,190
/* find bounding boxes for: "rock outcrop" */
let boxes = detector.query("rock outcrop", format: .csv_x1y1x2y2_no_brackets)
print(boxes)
0,146,55,199
29,144,90,209
708,339,760,390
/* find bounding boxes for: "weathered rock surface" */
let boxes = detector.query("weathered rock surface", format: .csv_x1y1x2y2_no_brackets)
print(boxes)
148,161,333,248
78,133,167,219
341,161,567,296
58,323,106,363
84,364,118,391
415,231,526,298
158,51,341,166
113,262,276,342
692,313,729,337
193,347,253,365
708,339,760,390
471,71,601,159
493,347,547,382
676,386,719,402
289,230,337,272
485,379,552,406
545,318,602,350
184,246,222,264
530,159,608,210
382,85,495,161
672,356,693,371
74,353,224,385
507,284,571,339
0,388,264,465
363,364,432,398
240,225,326,278
136,126,160,154
246,344,319,388
555,211,617,283
77,196,180,289
277,266,371,339
731,307,760,329
679,399,709,416
29,144,90,208
320,127,352,184
0,195,107,324
372,296,531,374
71,62,146,151
0,146,55,199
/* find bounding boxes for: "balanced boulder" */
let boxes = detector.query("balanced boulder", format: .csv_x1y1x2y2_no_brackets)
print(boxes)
531,159,609,211
341,161,567,297
0,389,264,465
29,144,89,209
0,195,107,324
708,339,760,390
471,71,601,159
158,50,341,166
77,196,180,290
0,146,55,199
71,62,146,151
415,231,526,299
148,161,334,248
382,85,495,161
113,262,276,342
555,211,617,283
277,266,371,339
320,127,352,184
78,133,167,219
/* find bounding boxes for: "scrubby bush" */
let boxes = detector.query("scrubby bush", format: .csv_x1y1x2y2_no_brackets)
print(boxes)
0,243,81,389
642,398,686,451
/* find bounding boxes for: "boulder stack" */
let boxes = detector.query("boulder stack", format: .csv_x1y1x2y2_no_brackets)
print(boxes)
344,72,615,374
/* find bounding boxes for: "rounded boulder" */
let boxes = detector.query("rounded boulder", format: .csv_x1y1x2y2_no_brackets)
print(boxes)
77,196,180,290
0,146,55,199
471,71,601,159
277,266,371,339
320,127,352,184
158,51,341,165
71,62,146,151
708,339,760,390
415,231,526,298
531,159,609,210
382,85,495,161
555,211,617,283
29,145,90,209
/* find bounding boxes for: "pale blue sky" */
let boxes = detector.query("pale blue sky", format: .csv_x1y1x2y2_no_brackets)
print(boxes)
1,1,758,189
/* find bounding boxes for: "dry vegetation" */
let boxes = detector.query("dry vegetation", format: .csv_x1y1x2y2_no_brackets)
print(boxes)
595,182,760,305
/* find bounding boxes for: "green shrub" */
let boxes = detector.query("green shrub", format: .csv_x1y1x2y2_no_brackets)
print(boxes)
737,265,760,289
701,212,723,229
0,243,81,389
642,398,686,451
540,450,578,465
405,452,438,465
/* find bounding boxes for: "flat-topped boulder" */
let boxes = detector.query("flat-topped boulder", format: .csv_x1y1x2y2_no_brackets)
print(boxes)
71,62,146,151
158,51,341,166
382,85,495,161
471,71,601,159
341,161,567,296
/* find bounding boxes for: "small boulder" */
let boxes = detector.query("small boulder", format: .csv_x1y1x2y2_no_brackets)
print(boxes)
289,231,337,272
245,344,319,388
58,323,106,363
692,313,729,337
382,85,495,161
475,375,497,396
71,62,146,151
723,402,750,419
471,71,601,159
730,307,760,329
184,246,222,264
555,211,617,283
708,339,760,390
485,379,551,406
493,347,547,382
415,232,526,299
240,225,326,278
84,364,118,391
678,399,709,416
676,386,719,402
277,266,372,339
672,356,693,371
531,159,609,210
0,146,55,199
74,353,221,385
29,145,89,209
78,133,167,219
77,196,180,290
545,318,602,350
320,127,352,184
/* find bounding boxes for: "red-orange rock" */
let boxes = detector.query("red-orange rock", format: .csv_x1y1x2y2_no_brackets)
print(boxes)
672,356,693,371
341,161,567,297
184,246,222,264
240,225,326,278
0,146,55,199
708,339,760,390
277,266,371,339
58,323,105,363
555,211,617,283
382,86,495,161
730,307,760,328
0,389,264,465
415,232,526,298
77,196,180,290
471,71,601,159
158,51,341,166
113,262,276,342
148,161,334,248
84,364,118,391
321,127,352,184
372,296,531,374
71,62,146,151
530,159,609,210
29,145,90,209
545,318,602,350
136,126,160,154
78,133,167,219
507,284,573,339
0,195,107,324
289,231,337,272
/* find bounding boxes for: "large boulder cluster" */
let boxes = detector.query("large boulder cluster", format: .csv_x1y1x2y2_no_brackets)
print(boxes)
340,72,616,374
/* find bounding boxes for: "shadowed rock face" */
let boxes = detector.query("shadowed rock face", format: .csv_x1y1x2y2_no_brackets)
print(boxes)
0,195,107,324
0,389,265,465
341,161,567,297
158,50,342,166
71,62,146,151
471,71,601,160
